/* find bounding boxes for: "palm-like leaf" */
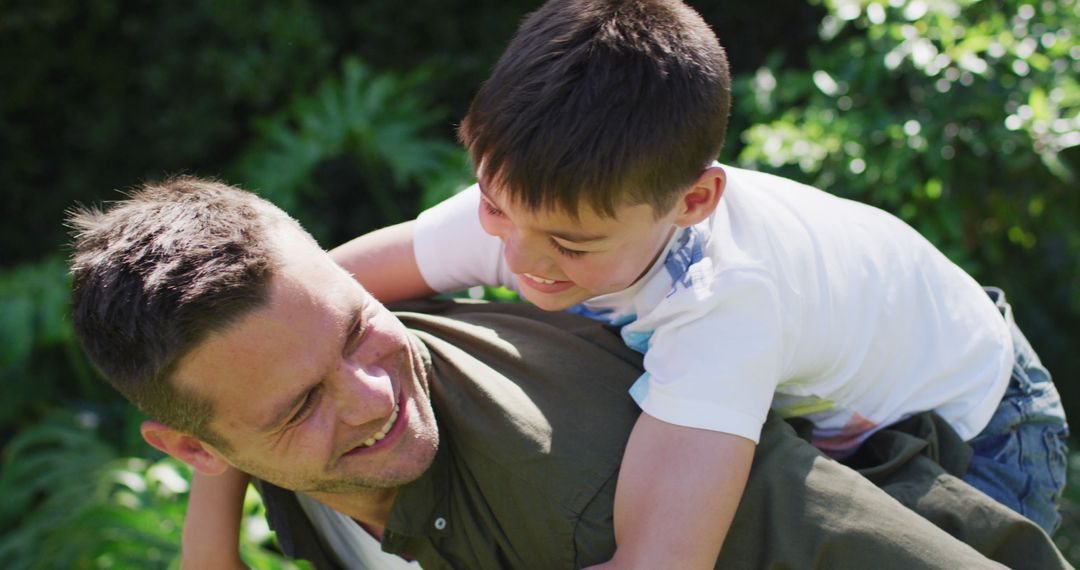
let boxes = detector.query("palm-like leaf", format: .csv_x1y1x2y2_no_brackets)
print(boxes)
234,57,468,228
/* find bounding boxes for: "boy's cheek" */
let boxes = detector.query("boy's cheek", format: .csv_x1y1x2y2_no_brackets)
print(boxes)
476,209,507,239
478,218,499,238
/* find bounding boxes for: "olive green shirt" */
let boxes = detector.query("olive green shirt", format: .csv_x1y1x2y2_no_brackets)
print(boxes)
259,300,1069,569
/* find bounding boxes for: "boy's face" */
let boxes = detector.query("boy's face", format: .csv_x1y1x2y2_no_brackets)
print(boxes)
477,184,684,311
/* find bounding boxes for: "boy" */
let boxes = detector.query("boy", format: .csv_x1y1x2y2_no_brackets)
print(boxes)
185,0,1068,567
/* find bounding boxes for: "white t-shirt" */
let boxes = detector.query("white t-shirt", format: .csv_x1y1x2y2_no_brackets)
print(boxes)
413,165,1013,453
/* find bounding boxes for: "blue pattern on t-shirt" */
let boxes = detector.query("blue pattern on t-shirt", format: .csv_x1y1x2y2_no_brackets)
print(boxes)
566,304,636,326
664,226,704,294
629,372,651,402
622,329,653,354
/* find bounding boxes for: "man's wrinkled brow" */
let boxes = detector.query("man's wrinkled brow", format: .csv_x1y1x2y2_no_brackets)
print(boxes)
258,308,363,433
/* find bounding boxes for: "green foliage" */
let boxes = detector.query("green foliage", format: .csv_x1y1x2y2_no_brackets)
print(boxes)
0,412,116,559
736,0,1077,265
0,257,71,379
0,257,100,427
1057,452,1080,561
0,0,333,266
0,412,305,569
233,57,471,245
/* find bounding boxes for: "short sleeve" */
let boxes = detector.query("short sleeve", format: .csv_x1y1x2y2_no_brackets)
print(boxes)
413,185,515,293
630,269,784,443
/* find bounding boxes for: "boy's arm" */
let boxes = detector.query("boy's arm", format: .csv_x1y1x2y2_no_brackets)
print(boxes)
594,412,755,570
329,220,436,303
181,467,251,570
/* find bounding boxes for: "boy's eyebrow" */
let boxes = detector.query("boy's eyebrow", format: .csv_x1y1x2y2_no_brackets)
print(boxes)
477,183,503,209
478,185,610,243
259,309,363,433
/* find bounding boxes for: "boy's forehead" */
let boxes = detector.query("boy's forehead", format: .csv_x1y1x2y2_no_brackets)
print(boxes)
478,181,666,244
479,179,626,222
475,161,613,218
481,182,603,226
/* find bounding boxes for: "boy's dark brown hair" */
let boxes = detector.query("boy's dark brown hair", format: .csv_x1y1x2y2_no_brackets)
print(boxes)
459,0,731,218
67,176,305,449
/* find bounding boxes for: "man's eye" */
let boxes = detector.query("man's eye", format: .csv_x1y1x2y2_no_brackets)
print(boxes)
289,387,320,425
550,239,586,258
346,318,368,356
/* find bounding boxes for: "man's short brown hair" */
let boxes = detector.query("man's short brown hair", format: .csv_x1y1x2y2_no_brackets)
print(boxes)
68,176,307,448
459,0,731,218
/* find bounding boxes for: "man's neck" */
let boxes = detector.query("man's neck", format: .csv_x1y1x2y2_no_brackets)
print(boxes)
305,486,399,537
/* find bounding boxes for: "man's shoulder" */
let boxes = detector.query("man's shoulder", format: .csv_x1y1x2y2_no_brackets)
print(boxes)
394,299,642,421
392,299,643,368
389,299,639,567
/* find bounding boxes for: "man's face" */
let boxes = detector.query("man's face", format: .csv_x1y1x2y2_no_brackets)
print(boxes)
477,183,682,311
173,229,438,494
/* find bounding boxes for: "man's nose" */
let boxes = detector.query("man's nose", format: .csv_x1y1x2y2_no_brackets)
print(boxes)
330,362,393,427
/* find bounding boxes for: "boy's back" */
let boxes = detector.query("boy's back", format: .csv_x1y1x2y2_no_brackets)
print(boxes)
413,164,1014,455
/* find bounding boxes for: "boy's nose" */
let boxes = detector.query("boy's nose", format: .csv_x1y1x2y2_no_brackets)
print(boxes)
502,235,550,276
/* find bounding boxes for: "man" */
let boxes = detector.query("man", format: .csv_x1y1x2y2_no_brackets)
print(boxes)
68,177,1069,569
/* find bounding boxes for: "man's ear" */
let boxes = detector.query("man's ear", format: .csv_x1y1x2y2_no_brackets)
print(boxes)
672,166,725,227
141,420,230,476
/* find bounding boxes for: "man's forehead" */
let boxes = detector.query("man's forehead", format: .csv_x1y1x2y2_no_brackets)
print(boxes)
170,269,343,433
170,311,277,424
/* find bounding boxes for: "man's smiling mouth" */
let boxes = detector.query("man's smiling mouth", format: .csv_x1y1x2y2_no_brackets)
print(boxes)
359,404,399,448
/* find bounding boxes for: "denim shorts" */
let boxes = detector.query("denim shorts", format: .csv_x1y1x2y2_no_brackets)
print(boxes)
961,287,1070,535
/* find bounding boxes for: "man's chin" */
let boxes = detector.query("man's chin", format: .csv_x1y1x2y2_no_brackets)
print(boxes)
230,433,439,497
303,471,423,495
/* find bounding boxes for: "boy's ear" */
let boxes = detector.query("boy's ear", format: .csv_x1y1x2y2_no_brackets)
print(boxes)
141,420,230,476
673,166,725,227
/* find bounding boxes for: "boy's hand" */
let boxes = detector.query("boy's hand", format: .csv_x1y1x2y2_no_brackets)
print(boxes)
181,466,252,570
607,412,755,569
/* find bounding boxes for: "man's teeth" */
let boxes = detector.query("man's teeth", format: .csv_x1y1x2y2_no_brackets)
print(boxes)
524,273,556,284
361,405,399,447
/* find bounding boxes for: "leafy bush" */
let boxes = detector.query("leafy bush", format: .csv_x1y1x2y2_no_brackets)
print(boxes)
0,1,336,266
1057,452,1080,561
0,257,101,430
0,412,306,569
233,57,472,246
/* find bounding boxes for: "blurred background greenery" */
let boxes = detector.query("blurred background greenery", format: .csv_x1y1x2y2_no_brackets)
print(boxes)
1,0,1076,567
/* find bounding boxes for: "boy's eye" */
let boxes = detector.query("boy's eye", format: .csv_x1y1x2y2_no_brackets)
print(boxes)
480,198,504,217
550,238,586,258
